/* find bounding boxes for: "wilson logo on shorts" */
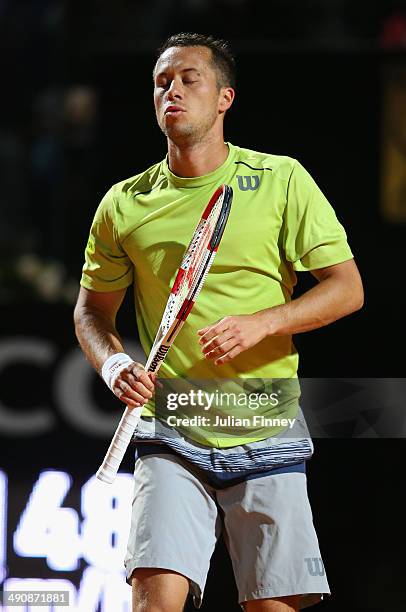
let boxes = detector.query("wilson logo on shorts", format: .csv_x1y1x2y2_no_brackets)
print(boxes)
304,557,325,576
236,175,260,191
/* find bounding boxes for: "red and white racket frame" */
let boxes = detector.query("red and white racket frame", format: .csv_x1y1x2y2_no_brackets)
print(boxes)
96,184,233,483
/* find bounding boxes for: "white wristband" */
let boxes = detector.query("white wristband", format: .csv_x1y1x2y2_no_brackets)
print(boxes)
101,353,134,391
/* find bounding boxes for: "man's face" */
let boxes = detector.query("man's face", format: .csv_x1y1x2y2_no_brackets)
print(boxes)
153,46,226,144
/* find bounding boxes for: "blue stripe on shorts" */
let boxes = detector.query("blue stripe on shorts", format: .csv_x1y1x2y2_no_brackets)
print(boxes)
134,442,306,489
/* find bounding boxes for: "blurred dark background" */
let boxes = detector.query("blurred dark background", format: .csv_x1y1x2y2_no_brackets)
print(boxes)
1,1,406,611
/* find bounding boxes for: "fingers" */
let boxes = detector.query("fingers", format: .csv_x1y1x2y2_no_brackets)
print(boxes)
198,317,238,364
214,345,241,365
113,379,148,407
202,336,237,360
198,318,231,346
202,337,241,366
147,371,161,386
149,372,163,390
112,362,156,407
197,316,248,365
127,363,155,392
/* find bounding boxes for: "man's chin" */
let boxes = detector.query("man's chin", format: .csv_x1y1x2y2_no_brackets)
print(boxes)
162,124,196,143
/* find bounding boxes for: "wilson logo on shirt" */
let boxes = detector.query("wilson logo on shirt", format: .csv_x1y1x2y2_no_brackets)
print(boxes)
304,557,325,576
236,175,260,191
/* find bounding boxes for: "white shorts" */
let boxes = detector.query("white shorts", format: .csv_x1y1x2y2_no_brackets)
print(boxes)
124,448,330,609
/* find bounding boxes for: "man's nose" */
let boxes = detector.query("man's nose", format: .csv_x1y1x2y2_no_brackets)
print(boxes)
167,79,183,100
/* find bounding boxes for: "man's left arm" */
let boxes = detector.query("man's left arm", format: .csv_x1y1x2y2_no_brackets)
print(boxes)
198,258,364,365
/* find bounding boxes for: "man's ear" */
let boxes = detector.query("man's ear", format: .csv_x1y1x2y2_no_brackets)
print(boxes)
219,87,235,113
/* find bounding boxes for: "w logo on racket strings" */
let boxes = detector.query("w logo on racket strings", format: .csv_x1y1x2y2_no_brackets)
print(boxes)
304,557,325,576
149,345,170,372
237,175,260,191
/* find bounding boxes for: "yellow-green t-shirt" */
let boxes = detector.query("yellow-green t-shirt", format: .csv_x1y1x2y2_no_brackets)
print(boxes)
81,143,353,445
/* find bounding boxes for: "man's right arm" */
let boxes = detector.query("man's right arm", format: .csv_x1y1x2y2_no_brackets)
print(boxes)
73,287,155,407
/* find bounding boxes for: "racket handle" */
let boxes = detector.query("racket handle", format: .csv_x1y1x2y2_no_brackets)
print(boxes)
96,405,143,484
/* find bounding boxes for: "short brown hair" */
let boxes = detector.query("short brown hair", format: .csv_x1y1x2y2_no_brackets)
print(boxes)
155,32,236,89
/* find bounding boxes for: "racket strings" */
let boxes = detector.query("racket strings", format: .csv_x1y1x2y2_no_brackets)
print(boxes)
181,193,223,271
182,220,209,270
150,191,226,345
178,197,223,297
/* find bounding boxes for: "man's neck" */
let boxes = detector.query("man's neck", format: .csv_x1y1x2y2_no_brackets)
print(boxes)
167,137,229,178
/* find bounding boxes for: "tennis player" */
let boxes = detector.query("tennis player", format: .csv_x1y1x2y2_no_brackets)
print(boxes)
74,33,364,612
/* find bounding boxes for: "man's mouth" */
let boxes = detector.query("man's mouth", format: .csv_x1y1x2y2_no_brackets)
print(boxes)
165,105,185,115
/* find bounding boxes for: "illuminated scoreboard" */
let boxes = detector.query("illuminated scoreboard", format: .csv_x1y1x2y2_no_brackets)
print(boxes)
0,469,133,611
0,330,149,611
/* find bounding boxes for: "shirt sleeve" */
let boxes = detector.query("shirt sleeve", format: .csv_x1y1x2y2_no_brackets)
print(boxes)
80,187,134,291
282,160,353,271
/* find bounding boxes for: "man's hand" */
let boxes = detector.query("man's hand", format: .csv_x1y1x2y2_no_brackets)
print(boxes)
198,313,268,366
197,260,364,366
112,362,157,408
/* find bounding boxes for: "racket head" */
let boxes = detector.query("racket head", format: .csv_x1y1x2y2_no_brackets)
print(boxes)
210,184,232,249
145,184,233,372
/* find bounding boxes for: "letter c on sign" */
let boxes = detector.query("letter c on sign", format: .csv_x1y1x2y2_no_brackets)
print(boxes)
0,338,55,435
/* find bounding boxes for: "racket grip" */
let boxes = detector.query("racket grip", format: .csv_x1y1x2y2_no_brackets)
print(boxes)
96,405,143,484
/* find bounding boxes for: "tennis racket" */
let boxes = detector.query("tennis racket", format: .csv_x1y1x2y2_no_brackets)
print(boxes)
96,184,233,483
